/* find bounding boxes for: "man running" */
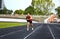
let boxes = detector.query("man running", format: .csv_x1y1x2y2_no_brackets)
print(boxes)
26,13,34,31
47,14,56,23
44,14,56,23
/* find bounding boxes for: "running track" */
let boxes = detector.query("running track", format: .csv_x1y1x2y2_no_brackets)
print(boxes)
0,23,60,39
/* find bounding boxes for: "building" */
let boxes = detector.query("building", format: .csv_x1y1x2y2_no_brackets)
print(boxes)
0,0,4,10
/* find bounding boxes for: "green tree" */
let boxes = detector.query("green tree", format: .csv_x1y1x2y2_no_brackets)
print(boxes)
7,10,13,14
24,6,34,15
55,6,60,18
14,10,19,14
0,6,7,14
31,0,55,15
14,9,24,14
0,6,13,14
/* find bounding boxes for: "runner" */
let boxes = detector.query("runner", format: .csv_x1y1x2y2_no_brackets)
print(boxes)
26,13,34,31
47,14,56,23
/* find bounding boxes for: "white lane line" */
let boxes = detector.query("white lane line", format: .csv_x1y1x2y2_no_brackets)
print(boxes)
0,28,26,37
24,25,43,39
47,25,55,39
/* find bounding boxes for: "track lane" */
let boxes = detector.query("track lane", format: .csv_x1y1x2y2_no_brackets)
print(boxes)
0,23,60,39
26,24,53,39
49,24,60,39
0,23,41,39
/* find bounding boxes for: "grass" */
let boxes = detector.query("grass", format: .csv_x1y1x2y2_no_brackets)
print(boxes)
0,22,26,28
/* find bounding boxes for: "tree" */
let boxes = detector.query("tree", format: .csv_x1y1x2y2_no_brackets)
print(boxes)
31,0,55,15
0,6,7,14
0,6,13,14
55,6,60,18
14,9,24,15
24,6,34,15
7,10,13,14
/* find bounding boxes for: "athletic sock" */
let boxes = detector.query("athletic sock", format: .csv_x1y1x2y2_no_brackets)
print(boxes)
32,28,34,30
27,28,29,31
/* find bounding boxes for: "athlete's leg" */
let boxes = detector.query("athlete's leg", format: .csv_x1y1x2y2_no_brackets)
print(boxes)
27,22,30,31
30,21,34,30
31,23,34,30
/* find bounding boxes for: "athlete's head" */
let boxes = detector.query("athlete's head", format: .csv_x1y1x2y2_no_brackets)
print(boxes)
27,13,30,15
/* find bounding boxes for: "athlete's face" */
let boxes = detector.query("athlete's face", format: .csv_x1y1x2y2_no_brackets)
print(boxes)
28,13,30,15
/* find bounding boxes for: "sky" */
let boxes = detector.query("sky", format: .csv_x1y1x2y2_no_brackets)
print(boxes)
4,0,32,11
53,0,60,8
52,0,60,13
4,0,60,12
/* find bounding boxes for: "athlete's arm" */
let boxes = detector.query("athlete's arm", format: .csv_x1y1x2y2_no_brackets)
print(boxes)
30,15,32,20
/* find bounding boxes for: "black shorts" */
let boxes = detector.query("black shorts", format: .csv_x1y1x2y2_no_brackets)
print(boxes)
27,20,32,24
